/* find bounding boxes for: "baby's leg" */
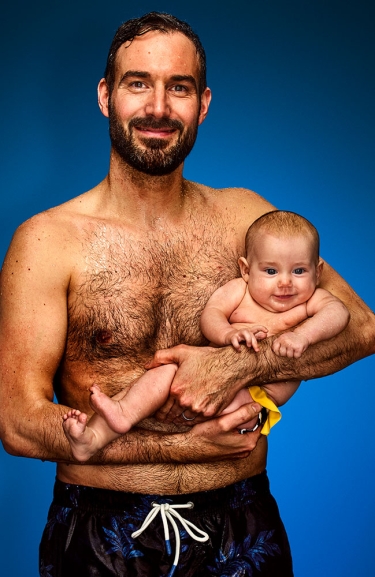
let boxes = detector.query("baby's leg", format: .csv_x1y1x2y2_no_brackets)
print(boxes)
89,364,178,434
62,409,119,463
220,388,259,429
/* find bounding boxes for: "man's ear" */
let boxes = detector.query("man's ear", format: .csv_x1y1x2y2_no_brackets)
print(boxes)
98,78,110,118
238,256,250,282
316,258,324,284
198,87,212,125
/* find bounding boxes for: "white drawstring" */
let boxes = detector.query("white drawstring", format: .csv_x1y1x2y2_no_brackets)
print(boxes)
131,501,209,577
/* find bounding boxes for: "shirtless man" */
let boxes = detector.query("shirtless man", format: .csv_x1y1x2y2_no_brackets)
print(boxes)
0,12,374,577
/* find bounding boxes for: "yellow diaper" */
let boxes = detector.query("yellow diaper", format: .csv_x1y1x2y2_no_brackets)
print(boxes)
248,386,281,435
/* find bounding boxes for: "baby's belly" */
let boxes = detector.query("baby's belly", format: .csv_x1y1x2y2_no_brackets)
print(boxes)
57,435,267,494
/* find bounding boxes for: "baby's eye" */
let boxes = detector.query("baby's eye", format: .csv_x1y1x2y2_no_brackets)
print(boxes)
265,268,277,275
293,268,305,275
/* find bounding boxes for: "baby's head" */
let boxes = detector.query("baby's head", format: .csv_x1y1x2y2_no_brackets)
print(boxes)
240,211,323,312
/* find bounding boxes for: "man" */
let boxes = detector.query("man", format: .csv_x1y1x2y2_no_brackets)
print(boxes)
0,12,374,577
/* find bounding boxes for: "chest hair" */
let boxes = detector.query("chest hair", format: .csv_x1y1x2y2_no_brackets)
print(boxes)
65,219,240,367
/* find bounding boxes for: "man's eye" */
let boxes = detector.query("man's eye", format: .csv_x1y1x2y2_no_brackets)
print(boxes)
172,85,188,92
265,268,277,275
130,81,145,88
293,268,304,275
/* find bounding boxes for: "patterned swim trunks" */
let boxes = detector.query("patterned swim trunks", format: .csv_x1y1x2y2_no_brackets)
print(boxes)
39,471,293,576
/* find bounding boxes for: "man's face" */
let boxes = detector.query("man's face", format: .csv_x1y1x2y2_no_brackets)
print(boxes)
100,31,211,176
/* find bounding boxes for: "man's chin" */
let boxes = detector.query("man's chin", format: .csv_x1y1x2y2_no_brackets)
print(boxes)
137,136,176,151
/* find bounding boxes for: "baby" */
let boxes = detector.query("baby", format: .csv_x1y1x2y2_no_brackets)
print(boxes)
63,210,349,461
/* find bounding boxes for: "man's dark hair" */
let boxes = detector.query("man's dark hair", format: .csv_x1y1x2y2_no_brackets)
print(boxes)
104,12,207,96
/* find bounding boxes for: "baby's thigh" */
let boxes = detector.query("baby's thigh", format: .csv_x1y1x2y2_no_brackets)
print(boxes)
221,387,253,415
148,363,178,392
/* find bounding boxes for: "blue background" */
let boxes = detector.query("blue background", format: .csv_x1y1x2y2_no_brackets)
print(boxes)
1,0,374,575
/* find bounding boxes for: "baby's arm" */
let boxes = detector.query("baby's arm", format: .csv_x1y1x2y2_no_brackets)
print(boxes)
200,278,268,350
273,288,350,358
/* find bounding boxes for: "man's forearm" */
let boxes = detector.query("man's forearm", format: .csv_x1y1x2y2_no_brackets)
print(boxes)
3,400,235,466
96,426,190,465
1,400,192,465
234,311,375,386
99,406,263,465
150,307,375,421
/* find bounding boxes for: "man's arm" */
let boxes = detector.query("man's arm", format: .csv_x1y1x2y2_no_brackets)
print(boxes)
151,261,375,421
0,216,262,464
0,216,81,461
98,403,263,464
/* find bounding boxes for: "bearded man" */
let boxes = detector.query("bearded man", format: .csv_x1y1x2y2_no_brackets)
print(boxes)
0,12,374,577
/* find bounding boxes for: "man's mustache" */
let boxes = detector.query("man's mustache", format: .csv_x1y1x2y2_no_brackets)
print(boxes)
129,117,184,131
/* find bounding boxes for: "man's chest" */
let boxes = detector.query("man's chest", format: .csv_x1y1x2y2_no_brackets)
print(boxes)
66,225,240,362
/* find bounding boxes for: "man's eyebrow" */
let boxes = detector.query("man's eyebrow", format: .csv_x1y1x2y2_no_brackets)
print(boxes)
170,75,198,90
118,71,198,90
118,70,150,84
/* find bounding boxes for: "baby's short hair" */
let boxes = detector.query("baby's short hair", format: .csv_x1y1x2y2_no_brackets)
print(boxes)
245,210,320,263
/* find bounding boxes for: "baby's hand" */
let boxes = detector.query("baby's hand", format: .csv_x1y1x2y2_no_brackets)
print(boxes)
272,332,309,358
224,324,268,352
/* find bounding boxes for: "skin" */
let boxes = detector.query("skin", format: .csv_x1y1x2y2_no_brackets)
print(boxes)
201,232,350,357
0,31,375,496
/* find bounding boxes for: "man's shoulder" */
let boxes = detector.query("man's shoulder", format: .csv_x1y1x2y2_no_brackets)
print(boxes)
14,189,97,238
190,181,275,214
14,204,79,245
7,192,95,267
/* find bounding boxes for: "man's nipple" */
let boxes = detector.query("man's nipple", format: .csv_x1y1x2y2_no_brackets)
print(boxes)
94,329,113,344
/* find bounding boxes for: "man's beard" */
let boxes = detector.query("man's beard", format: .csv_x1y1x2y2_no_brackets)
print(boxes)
109,108,199,176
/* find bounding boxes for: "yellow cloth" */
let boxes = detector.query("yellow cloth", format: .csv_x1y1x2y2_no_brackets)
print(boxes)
248,386,281,435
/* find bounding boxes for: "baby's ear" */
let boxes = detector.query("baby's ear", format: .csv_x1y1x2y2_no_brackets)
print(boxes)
316,259,324,284
238,257,250,282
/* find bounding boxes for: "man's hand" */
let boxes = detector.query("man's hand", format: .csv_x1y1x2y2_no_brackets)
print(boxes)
179,402,264,462
146,344,253,422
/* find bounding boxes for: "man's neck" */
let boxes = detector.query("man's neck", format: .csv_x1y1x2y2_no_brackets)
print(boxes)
97,150,191,228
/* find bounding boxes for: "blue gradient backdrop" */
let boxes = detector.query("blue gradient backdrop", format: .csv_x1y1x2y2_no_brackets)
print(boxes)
1,1,374,575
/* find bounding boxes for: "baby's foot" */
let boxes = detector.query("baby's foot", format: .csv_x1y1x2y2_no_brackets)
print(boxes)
89,384,132,434
62,409,98,462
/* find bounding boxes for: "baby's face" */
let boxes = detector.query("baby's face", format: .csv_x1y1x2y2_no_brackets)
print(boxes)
244,232,321,313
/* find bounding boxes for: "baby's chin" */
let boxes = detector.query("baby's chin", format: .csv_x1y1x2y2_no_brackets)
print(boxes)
266,295,301,312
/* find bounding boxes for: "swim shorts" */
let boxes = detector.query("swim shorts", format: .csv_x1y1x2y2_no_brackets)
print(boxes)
39,471,293,576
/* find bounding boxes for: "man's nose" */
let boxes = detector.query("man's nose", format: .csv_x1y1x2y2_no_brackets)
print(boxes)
145,86,171,118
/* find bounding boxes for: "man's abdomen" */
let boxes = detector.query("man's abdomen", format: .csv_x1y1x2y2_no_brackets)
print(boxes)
57,435,267,494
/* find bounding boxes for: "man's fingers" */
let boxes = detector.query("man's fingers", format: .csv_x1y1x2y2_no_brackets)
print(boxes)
218,402,262,431
145,348,175,369
145,344,188,369
154,396,176,421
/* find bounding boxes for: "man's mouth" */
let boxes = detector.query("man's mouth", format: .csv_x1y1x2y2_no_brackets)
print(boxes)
136,126,176,138
130,117,183,139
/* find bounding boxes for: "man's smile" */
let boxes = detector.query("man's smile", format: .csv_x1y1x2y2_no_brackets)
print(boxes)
136,126,177,138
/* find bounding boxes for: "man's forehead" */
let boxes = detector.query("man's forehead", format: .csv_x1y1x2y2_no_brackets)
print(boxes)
114,30,199,76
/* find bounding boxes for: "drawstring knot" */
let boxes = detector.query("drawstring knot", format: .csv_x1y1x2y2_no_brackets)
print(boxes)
131,501,209,577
